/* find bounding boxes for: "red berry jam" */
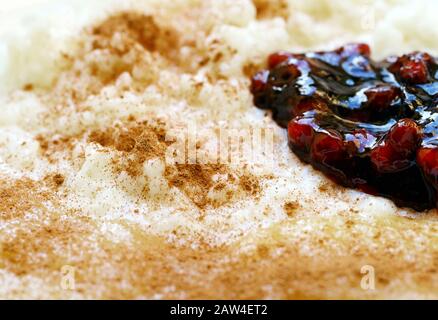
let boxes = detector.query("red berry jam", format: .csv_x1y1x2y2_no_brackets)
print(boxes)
250,43,438,211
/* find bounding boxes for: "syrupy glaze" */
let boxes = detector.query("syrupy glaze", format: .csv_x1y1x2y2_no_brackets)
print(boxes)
251,44,438,211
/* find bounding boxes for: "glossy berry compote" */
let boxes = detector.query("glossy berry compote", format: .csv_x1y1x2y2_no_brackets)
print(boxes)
251,44,438,211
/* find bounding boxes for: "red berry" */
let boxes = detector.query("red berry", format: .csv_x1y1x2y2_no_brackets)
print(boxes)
292,97,327,117
417,147,438,185
365,85,400,111
288,118,314,150
399,60,428,84
387,119,421,155
390,53,430,84
311,131,345,164
356,182,377,195
250,70,269,94
278,63,301,81
370,142,411,173
268,51,298,69
250,45,438,210
370,120,422,174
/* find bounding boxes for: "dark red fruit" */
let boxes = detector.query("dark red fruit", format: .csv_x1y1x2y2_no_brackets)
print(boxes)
250,70,269,94
268,51,293,69
292,98,326,117
417,147,438,184
387,119,422,155
277,63,301,81
356,182,377,195
370,143,411,173
390,53,430,84
288,118,314,150
311,131,346,164
251,43,438,211
399,60,428,84
364,85,400,111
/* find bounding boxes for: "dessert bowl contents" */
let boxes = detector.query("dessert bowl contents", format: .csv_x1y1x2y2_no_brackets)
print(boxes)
251,44,438,211
0,0,437,300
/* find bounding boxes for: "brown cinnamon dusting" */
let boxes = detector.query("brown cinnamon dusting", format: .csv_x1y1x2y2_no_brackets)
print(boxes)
22,83,34,91
1,213,92,277
253,0,289,19
1,205,436,299
36,8,234,132
318,181,343,197
88,121,168,177
243,61,264,78
0,178,51,221
164,164,261,209
164,164,226,208
36,134,80,163
86,119,262,208
42,12,183,111
92,12,179,59
238,174,261,196
283,201,300,217
44,173,65,188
